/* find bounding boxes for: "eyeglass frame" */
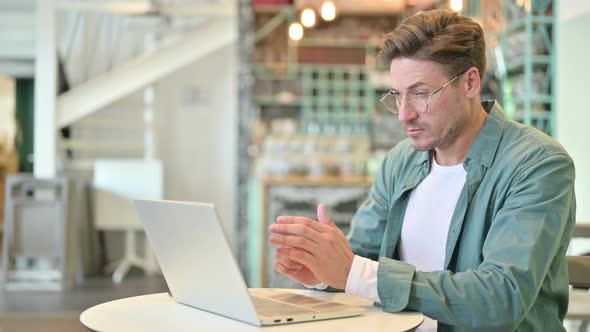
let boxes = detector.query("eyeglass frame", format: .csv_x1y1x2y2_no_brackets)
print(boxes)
380,69,468,114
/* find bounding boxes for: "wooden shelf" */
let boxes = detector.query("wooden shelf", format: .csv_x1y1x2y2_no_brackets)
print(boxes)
574,223,590,238
255,95,302,106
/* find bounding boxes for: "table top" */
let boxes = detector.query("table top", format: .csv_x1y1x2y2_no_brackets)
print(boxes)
80,288,423,332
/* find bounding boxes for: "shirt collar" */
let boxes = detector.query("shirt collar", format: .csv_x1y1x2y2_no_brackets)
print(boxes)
465,100,506,168
414,100,505,167
415,150,430,166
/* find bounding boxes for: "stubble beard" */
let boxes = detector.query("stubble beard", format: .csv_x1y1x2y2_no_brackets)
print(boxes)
407,118,464,152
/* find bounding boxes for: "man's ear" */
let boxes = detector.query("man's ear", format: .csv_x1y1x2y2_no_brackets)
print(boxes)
463,67,481,98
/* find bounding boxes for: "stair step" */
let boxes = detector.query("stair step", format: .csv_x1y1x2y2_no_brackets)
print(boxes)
73,118,146,130
59,140,144,151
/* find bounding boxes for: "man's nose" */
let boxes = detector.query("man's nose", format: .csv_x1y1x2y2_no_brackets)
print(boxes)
397,100,419,123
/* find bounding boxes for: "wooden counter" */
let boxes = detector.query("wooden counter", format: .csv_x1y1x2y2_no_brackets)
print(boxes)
261,176,373,186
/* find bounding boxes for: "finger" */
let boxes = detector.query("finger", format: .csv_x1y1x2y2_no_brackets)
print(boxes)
273,216,330,233
274,260,313,286
271,220,349,257
274,244,315,262
269,234,320,250
317,203,336,227
275,254,304,270
270,222,319,235
269,223,324,243
317,227,354,262
276,216,315,224
316,204,353,253
276,246,317,269
274,260,300,276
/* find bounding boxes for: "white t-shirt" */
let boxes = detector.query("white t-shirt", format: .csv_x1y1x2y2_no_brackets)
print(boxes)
344,157,466,332
399,158,467,271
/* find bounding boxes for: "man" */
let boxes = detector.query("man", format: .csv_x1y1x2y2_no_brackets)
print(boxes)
269,8,576,331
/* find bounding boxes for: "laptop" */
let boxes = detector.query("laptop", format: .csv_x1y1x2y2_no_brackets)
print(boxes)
134,199,365,326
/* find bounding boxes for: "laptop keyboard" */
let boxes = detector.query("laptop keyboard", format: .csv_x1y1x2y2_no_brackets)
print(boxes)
251,296,317,317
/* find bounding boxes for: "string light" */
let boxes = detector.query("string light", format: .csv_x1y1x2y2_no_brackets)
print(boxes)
300,8,316,28
320,1,336,21
288,22,304,41
450,0,463,12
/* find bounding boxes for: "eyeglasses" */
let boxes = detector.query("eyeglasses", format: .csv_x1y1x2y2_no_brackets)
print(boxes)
380,69,467,114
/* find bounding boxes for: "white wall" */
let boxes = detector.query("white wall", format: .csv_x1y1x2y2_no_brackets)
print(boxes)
155,43,238,248
556,1,590,223
557,1,590,256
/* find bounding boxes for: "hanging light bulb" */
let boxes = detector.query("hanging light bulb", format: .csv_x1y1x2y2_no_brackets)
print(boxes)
300,8,316,28
288,22,304,41
321,1,336,21
450,0,463,12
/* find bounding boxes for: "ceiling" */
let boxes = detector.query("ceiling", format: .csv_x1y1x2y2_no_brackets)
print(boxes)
0,0,226,81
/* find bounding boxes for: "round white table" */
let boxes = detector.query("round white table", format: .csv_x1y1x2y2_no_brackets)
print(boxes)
80,288,423,332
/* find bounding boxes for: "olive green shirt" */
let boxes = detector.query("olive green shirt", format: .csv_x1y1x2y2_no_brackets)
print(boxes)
348,100,576,331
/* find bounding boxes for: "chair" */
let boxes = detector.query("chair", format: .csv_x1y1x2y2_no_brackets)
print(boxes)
566,223,590,332
92,159,163,284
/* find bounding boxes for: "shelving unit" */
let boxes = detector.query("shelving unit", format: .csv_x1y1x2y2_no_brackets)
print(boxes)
300,64,373,135
254,64,374,135
488,0,556,136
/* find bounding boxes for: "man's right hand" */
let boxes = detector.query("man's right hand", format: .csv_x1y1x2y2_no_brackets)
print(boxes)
270,203,354,289
274,252,320,286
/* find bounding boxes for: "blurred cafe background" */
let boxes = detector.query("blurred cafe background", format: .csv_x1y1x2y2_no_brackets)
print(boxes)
0,0,588,331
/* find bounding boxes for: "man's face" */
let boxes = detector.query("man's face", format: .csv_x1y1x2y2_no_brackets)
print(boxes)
389,58,469,152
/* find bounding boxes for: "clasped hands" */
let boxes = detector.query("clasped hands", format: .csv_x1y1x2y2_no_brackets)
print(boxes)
269,203,354,290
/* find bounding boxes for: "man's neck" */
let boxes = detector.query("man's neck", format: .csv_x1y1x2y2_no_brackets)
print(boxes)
434,102,488,166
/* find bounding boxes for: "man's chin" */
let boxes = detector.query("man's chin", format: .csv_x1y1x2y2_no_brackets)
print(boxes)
409,138,432,151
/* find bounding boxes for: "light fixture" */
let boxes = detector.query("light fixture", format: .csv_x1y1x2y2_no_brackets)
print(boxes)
450,0,463,12
300,8,316,28
320,1,336,21
288,22,304,41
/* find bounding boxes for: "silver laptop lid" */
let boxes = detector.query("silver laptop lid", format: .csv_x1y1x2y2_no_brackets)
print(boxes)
134,199,260,326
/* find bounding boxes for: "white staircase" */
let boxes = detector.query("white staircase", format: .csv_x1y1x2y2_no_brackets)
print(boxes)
56,11,236,174
60,90,152,176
